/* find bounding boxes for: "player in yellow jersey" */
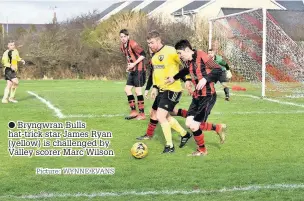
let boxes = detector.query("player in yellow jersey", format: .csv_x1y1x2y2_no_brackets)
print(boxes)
138,31,191,153
1,41,25,103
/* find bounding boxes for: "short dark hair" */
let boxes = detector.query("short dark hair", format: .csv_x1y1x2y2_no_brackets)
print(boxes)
208,48,213,52
8,40,15,44
119,29,129,36
175,39,193,51
147,30,160,40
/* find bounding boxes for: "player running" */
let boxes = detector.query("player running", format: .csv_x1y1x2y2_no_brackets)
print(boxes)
208,49,232,101
166,40,226,156
119,29,146,120
2,41,25,104
140,31,191,153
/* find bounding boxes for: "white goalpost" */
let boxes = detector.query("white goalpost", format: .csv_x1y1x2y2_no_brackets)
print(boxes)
208,8,304,98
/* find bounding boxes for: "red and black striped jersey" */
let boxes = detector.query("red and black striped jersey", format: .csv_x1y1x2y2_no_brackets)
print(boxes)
120,39,146,72
173,50,222,97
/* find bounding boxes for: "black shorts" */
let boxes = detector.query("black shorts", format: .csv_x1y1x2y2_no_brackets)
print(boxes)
219,71,228,83
187,94,217,122
126,71,146,87
152,90,182,112
4,67,17,81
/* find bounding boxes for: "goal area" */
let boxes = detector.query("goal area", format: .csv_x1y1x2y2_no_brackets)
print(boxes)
208,8,304,98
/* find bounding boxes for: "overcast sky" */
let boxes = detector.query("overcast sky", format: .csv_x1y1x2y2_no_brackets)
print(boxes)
0,0,117,24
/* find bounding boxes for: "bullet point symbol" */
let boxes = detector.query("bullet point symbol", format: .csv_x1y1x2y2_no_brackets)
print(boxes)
8,121,15,129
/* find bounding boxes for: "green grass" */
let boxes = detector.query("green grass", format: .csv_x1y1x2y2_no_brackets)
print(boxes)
0,80,304,201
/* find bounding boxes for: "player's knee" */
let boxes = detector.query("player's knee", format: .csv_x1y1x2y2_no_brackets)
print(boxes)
135,88,142,96
7,82,13,88
124,86,132,94
150,109,157,118
190,124,199,132
156,112,166,122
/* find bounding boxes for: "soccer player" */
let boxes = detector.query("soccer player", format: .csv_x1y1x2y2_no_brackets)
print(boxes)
166,40,226,156
142,72,225,144
139,30,191,153
208,49,232,101
119,29,146,120
1,41,25,104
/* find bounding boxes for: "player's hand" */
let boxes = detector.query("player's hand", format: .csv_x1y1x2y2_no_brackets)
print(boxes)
226,70,232,79
185,81,193,96
196,78,207,90
151,88,158,99
144,90,149,99
165,77,175,85
21,60,25,65
127,63,136,69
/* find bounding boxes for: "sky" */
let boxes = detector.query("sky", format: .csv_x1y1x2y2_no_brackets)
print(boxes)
0,0,117,24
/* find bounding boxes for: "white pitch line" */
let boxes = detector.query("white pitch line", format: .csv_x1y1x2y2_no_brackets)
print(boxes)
2,183,304,199
27,91,66,119
232,93,304,108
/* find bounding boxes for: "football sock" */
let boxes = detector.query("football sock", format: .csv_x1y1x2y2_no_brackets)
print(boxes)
127,95,136,111
177,109,188,118
137,95,144,113
200,122,216,131
9,87,17,99
3,86,10,100
168,117,187,136
224,87,229,97
146,119,158,137
160,122,173,147
193,129,205,147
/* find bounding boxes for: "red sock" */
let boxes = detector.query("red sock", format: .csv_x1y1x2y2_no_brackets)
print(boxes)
178,109,188,118
200,122,213,131
193,129,205,147
146,119,158,137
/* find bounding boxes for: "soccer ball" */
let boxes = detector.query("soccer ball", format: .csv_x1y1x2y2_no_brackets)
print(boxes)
131,142,148,159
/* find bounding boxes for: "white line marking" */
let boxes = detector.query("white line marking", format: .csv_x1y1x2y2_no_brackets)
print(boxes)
232,93,304,108
2,184,304,199
27,91,66,119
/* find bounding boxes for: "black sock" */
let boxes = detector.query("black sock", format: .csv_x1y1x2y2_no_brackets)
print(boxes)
127,95,136,110
212,124,216,131
224,87,229,97
137,95,144,113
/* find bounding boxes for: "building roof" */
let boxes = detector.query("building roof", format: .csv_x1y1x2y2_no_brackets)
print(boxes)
219,8,304,41
120,1,144,12
173,0,211,15
141,1,166,14
275,0,304,11
99,1,126,19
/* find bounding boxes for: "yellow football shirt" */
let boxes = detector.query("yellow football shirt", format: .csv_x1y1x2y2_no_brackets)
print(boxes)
1,49,22,71
151,45,183,92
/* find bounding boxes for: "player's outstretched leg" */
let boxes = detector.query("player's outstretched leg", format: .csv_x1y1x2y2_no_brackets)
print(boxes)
167,116,192,148
136,109,157,140
125,85,138,120
174,108,226,144
2,80,12,104
200,122,226,144
8,78,19,103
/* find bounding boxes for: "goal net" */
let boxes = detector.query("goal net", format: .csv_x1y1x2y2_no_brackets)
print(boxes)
209,8,304,98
